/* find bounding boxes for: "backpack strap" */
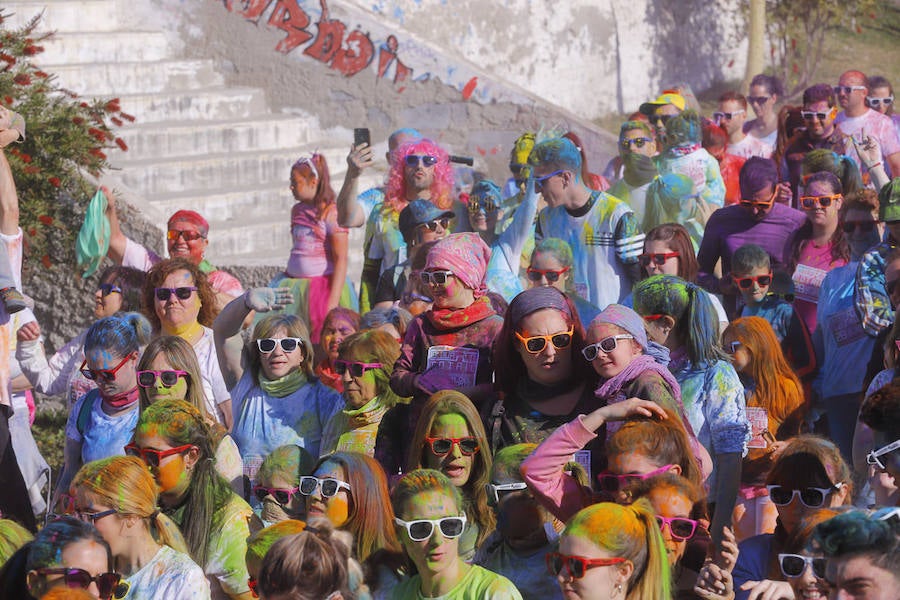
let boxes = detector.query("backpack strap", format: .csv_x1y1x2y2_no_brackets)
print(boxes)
76,389,100,437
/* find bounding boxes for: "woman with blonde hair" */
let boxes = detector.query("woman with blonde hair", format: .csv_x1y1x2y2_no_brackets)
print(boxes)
403,390,495,560
137,335,243,493
550,500,671,600
71,455,210,598
320,329,404,456
214,293,343,490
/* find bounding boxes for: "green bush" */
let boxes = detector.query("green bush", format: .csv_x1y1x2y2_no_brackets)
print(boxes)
0,9,129,269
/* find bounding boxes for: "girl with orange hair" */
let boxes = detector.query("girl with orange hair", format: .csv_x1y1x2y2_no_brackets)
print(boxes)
70,456,209,598
269,154,358,343
722,317,805,541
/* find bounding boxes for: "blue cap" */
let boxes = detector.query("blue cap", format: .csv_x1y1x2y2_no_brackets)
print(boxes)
399,199,455,244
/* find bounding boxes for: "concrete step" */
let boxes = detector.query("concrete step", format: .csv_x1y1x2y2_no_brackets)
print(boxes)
108,115,315,161
110,87,267,123
47,59,223,95
207,213,292,258
151,184,296,223
37,31,171,64
4,1,120,33
113,146,350,196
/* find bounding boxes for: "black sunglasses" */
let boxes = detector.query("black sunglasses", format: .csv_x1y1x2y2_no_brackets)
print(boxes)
256,337,303,354
154,286,197,301
405,154,438,167
98,283,123,296
35,567,123,600
136,369,188,388
253,485,300,506
419,218,451,232
778,553,827,579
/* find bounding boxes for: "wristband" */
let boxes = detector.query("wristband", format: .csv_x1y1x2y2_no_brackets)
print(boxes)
866,161,883,170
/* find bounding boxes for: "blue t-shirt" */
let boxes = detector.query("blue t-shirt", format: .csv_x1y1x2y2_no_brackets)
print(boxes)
65,389,139,464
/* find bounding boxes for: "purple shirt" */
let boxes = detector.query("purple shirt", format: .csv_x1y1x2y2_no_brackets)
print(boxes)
697,203,807,308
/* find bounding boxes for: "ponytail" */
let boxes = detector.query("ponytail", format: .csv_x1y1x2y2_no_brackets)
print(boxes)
152,511,190,555
627,500,672,600
683,283,726,366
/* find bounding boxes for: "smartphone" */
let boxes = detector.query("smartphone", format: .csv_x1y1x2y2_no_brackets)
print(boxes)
354,128,370,148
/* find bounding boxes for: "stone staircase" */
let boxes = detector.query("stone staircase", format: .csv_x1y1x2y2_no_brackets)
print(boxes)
4,0,384,270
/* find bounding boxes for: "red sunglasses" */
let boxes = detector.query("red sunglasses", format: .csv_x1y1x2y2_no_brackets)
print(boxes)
79,354,134,383
546,552,626,579
124,443,195,467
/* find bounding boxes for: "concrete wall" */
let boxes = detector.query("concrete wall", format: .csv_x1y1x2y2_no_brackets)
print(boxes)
129,0,747,178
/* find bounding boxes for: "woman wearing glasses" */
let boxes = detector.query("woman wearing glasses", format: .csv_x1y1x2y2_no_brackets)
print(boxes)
251,444,314,525
128,399,258,600
403,391,494,562
299,451,404,596
214,289,342,490
732,436,851,600
390,469,522,599
54,312,152,510
0,516,122,600
788,171,851,334
721,317,805,541
70,456,210,599
550,500,671,600
136,335,243,493
143,258,232,429
488,286,597,460
526,238,601,332
320,329,403,457
632,274,749,553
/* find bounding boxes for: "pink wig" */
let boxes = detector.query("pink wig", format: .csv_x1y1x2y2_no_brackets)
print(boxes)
385,138,454,212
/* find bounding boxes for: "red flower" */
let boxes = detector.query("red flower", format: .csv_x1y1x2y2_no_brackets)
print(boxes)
0,53,15,64
41,255,51,269
3,96,12,105
72,116,84,125
34,70,49,79
115,137,128,151
87,127,107,142
105,98,120,112
120,112,135,122
22,45,38,55
27,227,36,237
23,165,40,174
48,177,61,188
20,153,31,163
38,215,53,225
111,117,123,127
13,73,31,86
89,148,107,160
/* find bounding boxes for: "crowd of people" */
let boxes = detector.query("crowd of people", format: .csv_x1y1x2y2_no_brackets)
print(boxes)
0,69,899,599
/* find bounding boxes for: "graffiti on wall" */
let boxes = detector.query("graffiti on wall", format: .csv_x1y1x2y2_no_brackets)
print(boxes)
222,0,423,90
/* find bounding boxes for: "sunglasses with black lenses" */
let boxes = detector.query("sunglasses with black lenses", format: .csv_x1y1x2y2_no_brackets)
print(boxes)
136,369,188,388
253,485,300,506
545,552,626,579
733,274,772,289
124,443,194,468
778,553,827,579
425,436,479,456
35,568,123,600
333,360,382,377
405,154,438,168
394,515,467,541
97,283,122,296
256,337,303,354
799,194,841,209
420,270,454,285
526,266,569,282
581,335,634,361
154,286,197,302
298,476,351,498
515,328,574,354
655,516,699,541
79,355,132,383
766,484,842,508
638,252,679,267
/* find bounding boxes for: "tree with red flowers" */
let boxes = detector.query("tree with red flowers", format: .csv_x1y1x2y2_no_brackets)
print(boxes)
0,10,132,267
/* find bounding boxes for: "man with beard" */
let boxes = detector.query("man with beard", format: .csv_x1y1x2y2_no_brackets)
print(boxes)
784,83,844,203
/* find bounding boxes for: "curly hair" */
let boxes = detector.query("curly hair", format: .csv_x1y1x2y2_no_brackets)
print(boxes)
142,258,218,331
385,139,454,212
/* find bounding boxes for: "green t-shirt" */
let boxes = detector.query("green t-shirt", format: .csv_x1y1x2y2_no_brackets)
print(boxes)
391,564,522,599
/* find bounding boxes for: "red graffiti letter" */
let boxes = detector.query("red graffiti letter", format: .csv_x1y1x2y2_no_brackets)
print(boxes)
331,29,374,76
268,0,313,54
377,35,412,85
303,16,345,64
225,0,273,22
